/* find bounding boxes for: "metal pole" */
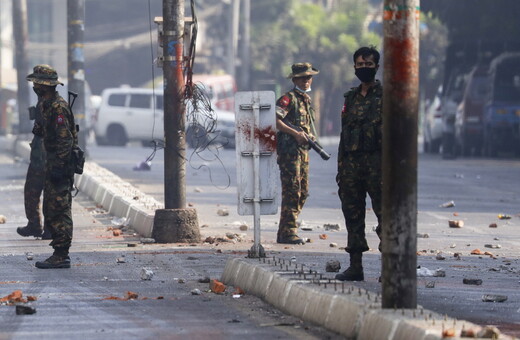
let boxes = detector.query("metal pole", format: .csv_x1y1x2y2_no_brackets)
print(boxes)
226,0,239,77
67,0,86,153
239,0,250,89
12,0,31,134
381,0,419,309
163,0,186,209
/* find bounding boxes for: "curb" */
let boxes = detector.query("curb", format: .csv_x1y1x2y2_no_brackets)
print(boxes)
221,257,512,340
11,139,159,238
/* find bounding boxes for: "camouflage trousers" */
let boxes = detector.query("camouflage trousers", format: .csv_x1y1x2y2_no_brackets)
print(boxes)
278,149,309,237
43,173,73,250
337,151,382,253
24,162,45,229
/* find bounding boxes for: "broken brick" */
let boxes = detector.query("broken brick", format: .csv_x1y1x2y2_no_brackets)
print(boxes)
210,279,226,294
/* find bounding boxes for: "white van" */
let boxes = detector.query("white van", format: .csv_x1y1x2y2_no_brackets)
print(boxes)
93,87,235,148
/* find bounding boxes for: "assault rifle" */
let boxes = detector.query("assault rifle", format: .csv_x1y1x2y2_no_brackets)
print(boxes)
285,121,331,161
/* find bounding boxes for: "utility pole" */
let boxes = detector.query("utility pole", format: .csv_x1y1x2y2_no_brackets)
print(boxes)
12,0,31,134
381,0,420,309
152,0,200,243
239,0,250,89
226,0,239,78
67,0,87,153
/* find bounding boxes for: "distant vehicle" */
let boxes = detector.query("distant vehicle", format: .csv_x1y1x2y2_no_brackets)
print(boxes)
482,52,520,157
423,85,443,153
441,70,467,159
454,64,490,156
93,87,235,148
192,74,237,111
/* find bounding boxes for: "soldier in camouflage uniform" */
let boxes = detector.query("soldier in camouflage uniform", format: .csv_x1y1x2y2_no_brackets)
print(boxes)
275,63,319,245
16,110,52,240
336,47,383,281
27,65,76,269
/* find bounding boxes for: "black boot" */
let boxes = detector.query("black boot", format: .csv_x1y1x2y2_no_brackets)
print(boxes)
35,248,70,269
41,228,52,240
16,224,44,238
335,253,364,281
277,233,305,245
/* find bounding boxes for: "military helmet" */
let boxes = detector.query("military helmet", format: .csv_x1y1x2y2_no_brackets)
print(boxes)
26,64,64,86
287,62,319,79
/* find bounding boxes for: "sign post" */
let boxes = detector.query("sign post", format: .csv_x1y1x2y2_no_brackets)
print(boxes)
235,91,277,258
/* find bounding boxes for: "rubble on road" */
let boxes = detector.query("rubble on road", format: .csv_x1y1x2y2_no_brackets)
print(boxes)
482,294,508,303
210,279,226,294
0,290,37,305
325,260,341,272
439,200,455,208
217,208,229,216
16,305,36,315
463,278,483,285
0,215,6,223
140,268,154,280
323,223,340,231
448,220,464,228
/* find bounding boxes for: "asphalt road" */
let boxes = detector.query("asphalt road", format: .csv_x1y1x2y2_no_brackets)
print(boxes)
85,142,520,337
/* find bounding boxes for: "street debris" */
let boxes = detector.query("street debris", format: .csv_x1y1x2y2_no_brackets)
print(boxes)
448,220,464,228
462,278,483,285
102,291,163,301
0,215,6,224
198,277,211,283
140,238,155,244
454,173,464,179
319,234,328,240
435,253,446,261
323,223,340,231
301,226,314,231
442,328,456,337
488,223,498,228
417,233,429,238
454,253,462,260
425,281,435,288
177,278,185,284
416,267,445,277
325,260,341,272
0,290,37,305
140,268,154,280
497,214,511,220
111,217,127,227
217,208,229,216
210,279,226,294
200,224,209,228
191,289,202,295
112,229,122,237
239,224,248,231
482,294,508,303
26,253,33,261
233,287,245,296
449,244,456,248
127,243,137,247
484,244,501,249
471,249,484,255
194,187,203,193
16,305,36,315
329,243,337,248
439,200,455,208
116,257,126,263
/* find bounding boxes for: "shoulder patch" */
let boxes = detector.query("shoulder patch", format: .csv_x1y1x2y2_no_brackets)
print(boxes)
278,95,290,108
56,114,65,125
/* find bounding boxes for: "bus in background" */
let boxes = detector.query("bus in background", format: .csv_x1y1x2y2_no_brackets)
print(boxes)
192,74,236,112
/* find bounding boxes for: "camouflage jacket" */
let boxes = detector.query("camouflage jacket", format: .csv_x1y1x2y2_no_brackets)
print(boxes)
276,88,315,154
39,91,76,170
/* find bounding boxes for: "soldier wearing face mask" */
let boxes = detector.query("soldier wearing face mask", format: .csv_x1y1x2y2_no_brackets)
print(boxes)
336,46,383,281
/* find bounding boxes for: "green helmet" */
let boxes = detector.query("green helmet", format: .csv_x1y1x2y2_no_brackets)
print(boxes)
26,64,64,86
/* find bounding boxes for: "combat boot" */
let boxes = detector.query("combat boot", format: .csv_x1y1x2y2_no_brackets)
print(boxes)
277,233,305,245
335,253,364,281
16,224,44,238
41,228,52,240
35,254,71,269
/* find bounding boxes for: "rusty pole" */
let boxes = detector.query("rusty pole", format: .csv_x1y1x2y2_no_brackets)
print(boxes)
67,0,86,153
163,0,186,210
381,0,420,309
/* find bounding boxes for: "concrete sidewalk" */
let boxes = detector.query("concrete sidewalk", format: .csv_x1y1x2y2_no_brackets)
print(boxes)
1,135,518,339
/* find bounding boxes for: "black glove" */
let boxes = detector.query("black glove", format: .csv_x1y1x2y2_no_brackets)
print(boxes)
49,167,63,183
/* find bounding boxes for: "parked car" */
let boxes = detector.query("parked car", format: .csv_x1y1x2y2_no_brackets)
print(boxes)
482,52,520,157
454,64,490,156
93,87,235,148
422,86,443,153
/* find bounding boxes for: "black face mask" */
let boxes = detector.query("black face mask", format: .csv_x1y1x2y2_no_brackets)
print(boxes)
32,86,46,97
355,67,377,83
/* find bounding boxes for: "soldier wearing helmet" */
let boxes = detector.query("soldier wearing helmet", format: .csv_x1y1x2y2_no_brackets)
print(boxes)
26,64,76,269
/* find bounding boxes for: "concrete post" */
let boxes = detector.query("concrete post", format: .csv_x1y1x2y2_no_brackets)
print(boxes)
381,0,420,309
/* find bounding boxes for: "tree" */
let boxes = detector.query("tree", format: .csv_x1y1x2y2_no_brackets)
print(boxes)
249,0,381,135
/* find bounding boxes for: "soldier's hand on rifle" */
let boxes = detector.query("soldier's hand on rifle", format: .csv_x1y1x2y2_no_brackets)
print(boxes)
294,130,308,145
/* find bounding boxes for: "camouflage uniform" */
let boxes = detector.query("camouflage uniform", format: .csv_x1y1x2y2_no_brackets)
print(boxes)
337,81,383,253
276,88,314,239
27,65,76,264
24,132,45,230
